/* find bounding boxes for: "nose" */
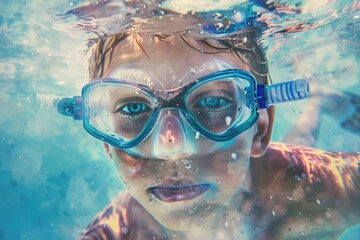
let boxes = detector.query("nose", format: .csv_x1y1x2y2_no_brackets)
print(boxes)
152,110,194,160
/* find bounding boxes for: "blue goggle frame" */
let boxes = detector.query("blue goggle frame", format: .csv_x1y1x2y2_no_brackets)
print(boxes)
56,69,310,149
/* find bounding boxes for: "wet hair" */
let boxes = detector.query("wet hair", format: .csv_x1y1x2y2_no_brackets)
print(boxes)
88,28,269,85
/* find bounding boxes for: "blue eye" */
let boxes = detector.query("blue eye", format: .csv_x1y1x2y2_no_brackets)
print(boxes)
196,96,231,111
119,102,150,115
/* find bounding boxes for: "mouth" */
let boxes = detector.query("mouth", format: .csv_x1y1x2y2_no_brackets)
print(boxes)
147,180,211,202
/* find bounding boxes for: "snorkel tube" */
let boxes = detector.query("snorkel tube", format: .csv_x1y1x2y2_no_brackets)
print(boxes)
257,79,310,109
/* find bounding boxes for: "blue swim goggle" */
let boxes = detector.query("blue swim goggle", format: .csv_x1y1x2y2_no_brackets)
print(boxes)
53,69,309,149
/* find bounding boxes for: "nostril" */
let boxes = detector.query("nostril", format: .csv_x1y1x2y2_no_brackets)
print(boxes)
153,111,193,159
166,122,175,144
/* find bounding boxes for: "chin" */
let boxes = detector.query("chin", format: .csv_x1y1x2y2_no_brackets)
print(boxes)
150,203,222,231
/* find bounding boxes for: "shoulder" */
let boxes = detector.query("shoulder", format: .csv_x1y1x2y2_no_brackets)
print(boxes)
78,191,134,240
251,142,360,238
262,142,360,193
78,191,166,240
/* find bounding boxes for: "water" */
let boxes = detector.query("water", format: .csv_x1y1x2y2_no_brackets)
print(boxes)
0,0,359,239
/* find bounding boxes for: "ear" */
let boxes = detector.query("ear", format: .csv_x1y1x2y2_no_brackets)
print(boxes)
103,143,113,160
251,106,275,158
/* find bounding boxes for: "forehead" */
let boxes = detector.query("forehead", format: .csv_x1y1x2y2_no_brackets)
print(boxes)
103,36,250,91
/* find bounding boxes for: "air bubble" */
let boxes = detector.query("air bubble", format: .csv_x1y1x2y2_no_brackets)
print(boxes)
148,82,154,90
215,23,224,30
225,116,232,126
135,89,140,95
233,11,244,23
122,227,128,234
182,160,192,169
243,36,248,43
231,152,238,160
190,68,196,75
194,131,200,139
178,80,183,86
213,13,223,20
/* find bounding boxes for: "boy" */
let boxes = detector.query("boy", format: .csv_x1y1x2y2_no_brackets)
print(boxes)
63,28,360,240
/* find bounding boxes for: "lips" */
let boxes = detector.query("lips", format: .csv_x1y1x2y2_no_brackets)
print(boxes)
148,179,211,202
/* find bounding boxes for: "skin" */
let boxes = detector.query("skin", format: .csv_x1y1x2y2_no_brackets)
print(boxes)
80,36,360,239
101,36,273,236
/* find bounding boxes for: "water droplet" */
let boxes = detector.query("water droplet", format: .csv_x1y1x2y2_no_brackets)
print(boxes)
194,131,200,139
135,89,140,95
121,226,128,233
213,13,223,20
243,36,248,43
190,68,196,75
178,80,183,86
233,11,244,23
158,178,162,182
230,152,238,160
225,116,232,126
316,199,321,205
182,160,192,169
272,210,276,216
148,82,154,90
215,23,224,31
216,180,221,184
69,2,74,6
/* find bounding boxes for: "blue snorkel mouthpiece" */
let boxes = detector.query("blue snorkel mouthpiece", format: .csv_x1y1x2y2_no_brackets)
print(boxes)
36,94,84,121
57,96,84,120
257,79,310,109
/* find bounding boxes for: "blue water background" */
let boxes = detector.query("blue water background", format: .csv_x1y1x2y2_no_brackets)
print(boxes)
0,0,359,239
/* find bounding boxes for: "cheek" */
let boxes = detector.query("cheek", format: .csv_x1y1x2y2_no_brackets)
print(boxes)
111,148,145,178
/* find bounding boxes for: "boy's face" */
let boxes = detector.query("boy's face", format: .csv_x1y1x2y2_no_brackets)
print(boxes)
100,36,272,230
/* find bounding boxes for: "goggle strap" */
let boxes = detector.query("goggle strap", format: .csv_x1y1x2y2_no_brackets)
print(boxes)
257,79,310,109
